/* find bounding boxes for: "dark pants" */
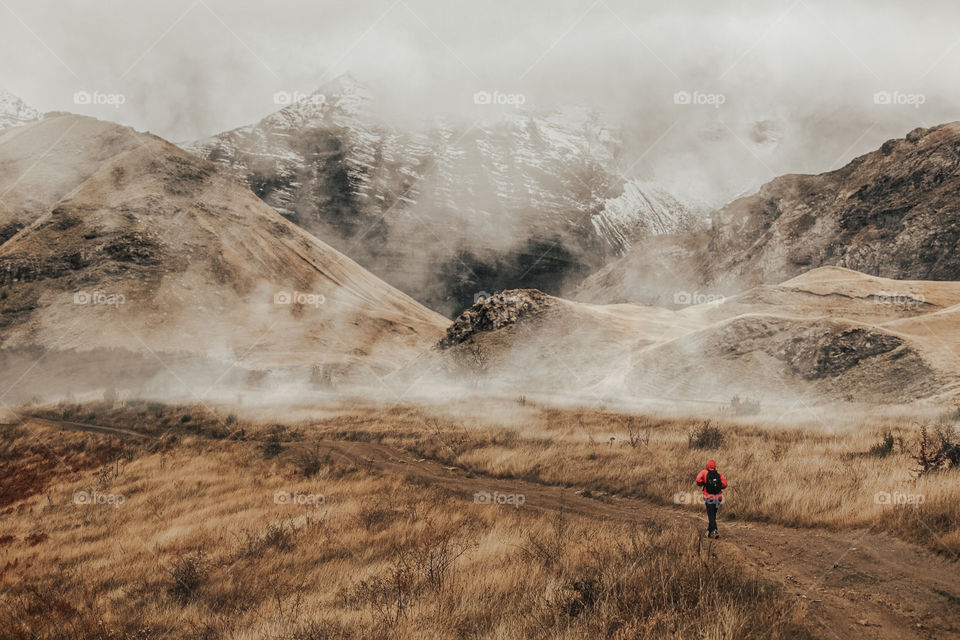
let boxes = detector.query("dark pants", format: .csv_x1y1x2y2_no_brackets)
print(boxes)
705,498,720,532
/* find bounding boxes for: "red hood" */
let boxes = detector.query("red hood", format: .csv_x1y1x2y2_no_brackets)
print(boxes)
706,460,717,470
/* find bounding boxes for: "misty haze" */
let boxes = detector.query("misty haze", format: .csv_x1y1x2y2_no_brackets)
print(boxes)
1,1,959,638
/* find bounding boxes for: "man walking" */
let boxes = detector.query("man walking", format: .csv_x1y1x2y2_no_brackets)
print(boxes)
695,459,727,538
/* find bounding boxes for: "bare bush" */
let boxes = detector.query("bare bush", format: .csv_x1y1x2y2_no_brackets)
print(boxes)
295,444,329,478
522,505,568,570
168,549,210,604
346,564,417,629
245,523,297,556
913,424,960,475
687,420,724,449
625,417,652,449
869,431,896,457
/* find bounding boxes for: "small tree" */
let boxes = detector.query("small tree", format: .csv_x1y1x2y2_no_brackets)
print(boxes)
455,341,489,388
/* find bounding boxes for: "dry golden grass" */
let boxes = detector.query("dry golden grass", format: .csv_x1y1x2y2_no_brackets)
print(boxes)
0,410,816,640
298,401,960,555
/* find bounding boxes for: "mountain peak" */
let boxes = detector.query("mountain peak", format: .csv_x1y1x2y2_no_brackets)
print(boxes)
261,73,373,128
321,71,365,94
186,80,698,315
0,89,40,130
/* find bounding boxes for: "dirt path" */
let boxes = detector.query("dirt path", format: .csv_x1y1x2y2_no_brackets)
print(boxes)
27,417,960,640
26,416,152,439
316,438,960,640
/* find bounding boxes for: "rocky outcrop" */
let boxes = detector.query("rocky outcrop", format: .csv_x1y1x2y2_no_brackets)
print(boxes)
437,289,557,348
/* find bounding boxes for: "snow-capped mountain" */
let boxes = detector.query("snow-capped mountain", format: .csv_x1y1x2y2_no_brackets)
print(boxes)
592,180,703,252
185,75,698,315
0,89,39,130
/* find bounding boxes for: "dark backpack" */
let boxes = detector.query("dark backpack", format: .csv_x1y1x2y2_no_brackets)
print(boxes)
705,469,723,495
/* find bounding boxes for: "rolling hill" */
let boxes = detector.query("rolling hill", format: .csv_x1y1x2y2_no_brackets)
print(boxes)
0,115,446,402
428,267,960,404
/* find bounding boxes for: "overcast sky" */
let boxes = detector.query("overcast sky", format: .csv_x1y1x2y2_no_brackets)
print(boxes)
3,0,959,201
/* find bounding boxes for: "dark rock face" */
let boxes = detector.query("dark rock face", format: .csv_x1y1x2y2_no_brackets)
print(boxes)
781,326,904,380
626,315,940,403
577,122,960,305
0,222,24,246
707,316,908,381
703,122,960,289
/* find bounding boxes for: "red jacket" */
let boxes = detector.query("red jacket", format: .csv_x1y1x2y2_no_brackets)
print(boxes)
695,460,727,501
